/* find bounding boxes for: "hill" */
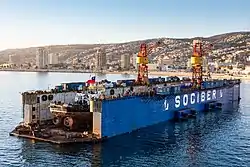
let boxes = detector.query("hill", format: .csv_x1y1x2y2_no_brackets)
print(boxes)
0,31,249,65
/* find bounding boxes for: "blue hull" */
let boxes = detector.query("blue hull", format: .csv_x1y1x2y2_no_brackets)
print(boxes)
101,84,240,138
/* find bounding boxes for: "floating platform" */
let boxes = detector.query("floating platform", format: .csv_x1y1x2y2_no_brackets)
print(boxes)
9,124,101,144
10,78,241,144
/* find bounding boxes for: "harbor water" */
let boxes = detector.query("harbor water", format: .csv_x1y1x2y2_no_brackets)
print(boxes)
0,71,250,167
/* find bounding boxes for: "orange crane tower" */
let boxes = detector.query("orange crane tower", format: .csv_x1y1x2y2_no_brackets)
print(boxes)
136,40,162,85
191,40,213,89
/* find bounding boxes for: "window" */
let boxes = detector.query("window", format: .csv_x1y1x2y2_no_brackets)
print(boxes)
32,107,35,111
37,97,40,103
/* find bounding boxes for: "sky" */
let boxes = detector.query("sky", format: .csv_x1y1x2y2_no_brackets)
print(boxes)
0,0,249,50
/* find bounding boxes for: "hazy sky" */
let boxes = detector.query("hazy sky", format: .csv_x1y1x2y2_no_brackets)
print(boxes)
0,0,249,50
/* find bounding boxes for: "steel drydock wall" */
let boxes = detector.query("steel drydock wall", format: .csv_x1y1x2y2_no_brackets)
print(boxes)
22,91,77,125
101,84,240,138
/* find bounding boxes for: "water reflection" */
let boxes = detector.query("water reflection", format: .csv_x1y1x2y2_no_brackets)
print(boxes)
17,101,240,167
1,72,247,167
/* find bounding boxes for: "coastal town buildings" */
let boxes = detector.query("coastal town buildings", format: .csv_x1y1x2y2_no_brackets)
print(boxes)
95,48,107,71
121,53,130,70
36,47,48,68
48,53,59,65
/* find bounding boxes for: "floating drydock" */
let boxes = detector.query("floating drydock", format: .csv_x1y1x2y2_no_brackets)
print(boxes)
10,39,241,144
9,77,241,144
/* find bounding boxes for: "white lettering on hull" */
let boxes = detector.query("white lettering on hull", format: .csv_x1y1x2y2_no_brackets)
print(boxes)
220,90,223,97
191,93,195,104
183,94,188,106
164,100,169,110
213,90,216,99
207,90,211,101
175,96,180,108
164,89,223,111
201,92,205,102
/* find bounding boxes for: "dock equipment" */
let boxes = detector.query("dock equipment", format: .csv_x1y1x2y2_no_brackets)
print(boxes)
191,40,213,89
136,40,163,85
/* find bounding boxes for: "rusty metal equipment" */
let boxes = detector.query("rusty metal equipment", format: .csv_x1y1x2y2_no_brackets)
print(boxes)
52,112,93,131
50,103,93,132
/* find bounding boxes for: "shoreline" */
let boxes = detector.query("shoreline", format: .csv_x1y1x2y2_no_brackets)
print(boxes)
1,68,250,80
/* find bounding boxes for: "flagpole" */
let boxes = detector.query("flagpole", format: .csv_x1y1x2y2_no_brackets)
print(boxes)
95,71,97,94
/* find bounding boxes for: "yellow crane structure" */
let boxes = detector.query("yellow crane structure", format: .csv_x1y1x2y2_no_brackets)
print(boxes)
191,39,213,89
136,40,163,85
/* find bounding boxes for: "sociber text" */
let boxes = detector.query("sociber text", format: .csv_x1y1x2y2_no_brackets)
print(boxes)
164,89,223,110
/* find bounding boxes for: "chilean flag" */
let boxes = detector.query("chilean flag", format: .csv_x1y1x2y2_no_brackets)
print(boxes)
87,76,96,84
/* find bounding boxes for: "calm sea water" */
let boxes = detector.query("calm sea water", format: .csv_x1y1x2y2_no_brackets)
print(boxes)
0,71,249,167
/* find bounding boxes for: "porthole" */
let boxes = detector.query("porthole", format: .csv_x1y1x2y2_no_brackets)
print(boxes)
110,89,115,95
48,95,54,101
41,95,47,101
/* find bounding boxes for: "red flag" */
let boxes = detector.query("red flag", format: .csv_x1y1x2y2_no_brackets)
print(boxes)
87,76,96,84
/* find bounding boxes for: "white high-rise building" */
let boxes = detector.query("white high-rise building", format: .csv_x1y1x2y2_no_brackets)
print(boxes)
48,53,59,64
95,48,107,71
121,53,130,70
8,54,14,64
132,53,138,70
36,48,43,68
36,47,48,68
43,49,48,66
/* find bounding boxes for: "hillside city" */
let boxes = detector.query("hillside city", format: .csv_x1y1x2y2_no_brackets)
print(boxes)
0,31,250,75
